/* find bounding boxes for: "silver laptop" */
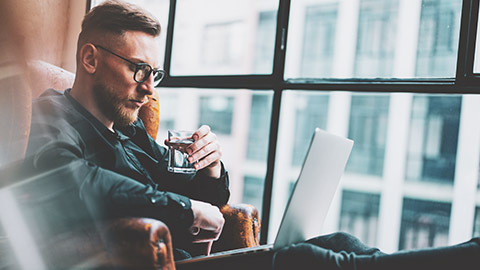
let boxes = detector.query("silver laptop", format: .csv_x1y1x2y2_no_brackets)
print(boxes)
177,128,354,264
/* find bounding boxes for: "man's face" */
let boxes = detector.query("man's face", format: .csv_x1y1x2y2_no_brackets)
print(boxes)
93,31,161,127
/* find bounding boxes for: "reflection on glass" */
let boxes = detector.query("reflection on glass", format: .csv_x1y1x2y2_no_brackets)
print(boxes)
156,88,272,212
399,198,450,250
406,95,461,183
171,0,278,75
339,190,380,246
285,0,462,79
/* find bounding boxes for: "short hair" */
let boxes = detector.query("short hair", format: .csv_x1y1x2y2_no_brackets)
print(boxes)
78,0,161,50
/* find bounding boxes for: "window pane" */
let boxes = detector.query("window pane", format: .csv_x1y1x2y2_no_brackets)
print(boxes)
339,190,380,247
474,6,480,73
91,0,170,69
156,88,273,213
474,207,480,237
285,0,462,79
270,91,480,251
405,95,461,183
399,198,450,249
171,0,278,75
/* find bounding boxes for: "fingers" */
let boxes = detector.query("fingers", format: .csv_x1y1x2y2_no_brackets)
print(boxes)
186,125,222,170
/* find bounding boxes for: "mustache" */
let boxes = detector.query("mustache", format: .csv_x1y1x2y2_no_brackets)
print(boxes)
128,96,149,104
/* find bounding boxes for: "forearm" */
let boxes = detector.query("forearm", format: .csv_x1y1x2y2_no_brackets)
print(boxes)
190,161,230,206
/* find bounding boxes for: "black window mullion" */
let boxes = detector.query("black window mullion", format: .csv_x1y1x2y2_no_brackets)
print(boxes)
260,0,291,244
163,0,177,75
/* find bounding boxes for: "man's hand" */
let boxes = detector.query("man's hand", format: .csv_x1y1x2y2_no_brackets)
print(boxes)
190,199,225,243
187,125,222,178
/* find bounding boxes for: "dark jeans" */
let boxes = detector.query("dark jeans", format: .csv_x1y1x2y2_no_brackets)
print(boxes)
272,232,480,270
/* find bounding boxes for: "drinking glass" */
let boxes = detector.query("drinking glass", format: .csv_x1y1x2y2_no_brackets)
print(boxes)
167,130,197,174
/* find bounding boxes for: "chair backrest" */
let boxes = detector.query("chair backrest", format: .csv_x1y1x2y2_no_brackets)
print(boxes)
26,59,160,138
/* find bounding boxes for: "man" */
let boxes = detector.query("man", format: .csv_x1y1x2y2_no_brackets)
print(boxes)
24,0,227,258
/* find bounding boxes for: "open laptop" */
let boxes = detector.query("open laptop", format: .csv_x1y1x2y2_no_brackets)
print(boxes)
177,128,354,264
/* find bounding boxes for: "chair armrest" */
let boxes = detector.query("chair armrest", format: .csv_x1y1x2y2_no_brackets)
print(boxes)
9,218,176,270
100,218,176,270
213,203,261,253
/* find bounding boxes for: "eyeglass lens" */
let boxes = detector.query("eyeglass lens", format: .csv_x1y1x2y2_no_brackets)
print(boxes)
134,64,164,83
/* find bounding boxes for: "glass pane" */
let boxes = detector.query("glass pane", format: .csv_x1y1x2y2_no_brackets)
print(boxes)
474,207,480,237
405,95,462,183
90,0,170,69
399,198,450,249
474,6,480,73
270,91,480,251
285,0,462,79
171,0,278,75
156,88,273,214
339,190,380,246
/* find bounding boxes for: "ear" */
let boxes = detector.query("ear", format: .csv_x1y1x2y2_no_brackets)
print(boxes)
79,43,98,74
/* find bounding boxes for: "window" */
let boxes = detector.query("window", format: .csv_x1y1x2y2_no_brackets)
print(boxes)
339,190,380,247
92,0,480,251
406,95,462,183
300,4,338,78
347,94,389,176
171,0,279,75
416,0,462,77
399,198,450,250
354,0,399,78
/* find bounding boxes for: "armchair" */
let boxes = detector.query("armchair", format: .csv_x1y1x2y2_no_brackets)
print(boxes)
0,60,261,269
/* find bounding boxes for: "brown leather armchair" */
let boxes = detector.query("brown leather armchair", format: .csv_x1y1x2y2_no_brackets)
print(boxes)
0,60,261,269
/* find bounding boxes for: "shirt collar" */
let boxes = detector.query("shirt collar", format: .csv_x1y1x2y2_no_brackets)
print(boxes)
64,88,119,139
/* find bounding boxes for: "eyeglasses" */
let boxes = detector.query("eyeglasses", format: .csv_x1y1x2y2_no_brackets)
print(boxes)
93,44,166,86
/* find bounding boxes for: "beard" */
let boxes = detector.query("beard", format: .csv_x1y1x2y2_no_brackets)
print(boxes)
92,83,141,127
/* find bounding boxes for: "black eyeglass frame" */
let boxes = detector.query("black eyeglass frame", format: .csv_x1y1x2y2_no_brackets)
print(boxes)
93,44,166,86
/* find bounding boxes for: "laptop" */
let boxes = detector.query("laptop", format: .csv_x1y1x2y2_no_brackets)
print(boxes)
177,128,354,264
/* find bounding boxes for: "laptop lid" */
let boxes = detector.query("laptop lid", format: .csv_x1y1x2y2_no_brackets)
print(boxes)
273,128,353,250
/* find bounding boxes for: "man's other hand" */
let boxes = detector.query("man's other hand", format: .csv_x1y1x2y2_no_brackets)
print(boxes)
190,199,225,243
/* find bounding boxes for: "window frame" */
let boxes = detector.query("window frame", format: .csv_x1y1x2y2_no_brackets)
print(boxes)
88,0,480,244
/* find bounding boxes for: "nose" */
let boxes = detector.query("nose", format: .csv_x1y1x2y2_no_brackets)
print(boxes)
137,72,155,96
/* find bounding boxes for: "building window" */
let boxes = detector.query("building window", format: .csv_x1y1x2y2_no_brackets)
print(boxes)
199,96,234,135
242,176,264,215
346,94,389,176
291,94,329,166
246,93,273,161
254,11,277,74
339,190,380,246
202,22,243,67
474,207,480,238
354,0,399,78
399,198,450,250
300,4,338,78
405,95,461,183
416,0,462,77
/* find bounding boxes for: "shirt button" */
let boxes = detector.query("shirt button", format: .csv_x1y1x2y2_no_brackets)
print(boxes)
151,197,156,204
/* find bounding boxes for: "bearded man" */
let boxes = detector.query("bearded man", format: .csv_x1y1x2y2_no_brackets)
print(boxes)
24,0,228,260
